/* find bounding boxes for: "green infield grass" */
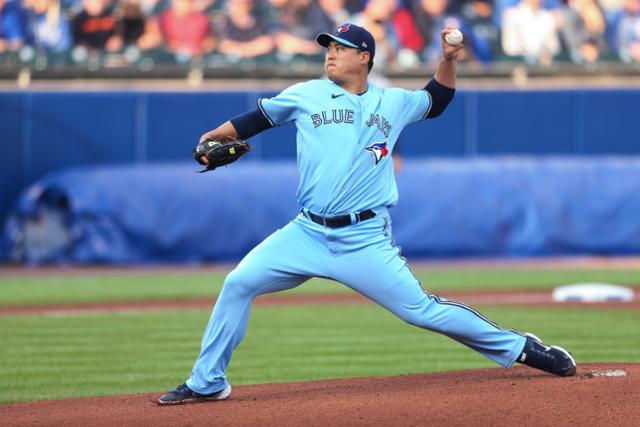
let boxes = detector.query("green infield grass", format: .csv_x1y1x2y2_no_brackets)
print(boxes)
0,268,638,307
0,304,638,404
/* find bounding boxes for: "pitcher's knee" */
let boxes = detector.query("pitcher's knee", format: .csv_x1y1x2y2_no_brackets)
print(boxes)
219,269,259,302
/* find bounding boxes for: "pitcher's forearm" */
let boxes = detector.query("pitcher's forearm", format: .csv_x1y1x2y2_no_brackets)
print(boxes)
434,57,457,89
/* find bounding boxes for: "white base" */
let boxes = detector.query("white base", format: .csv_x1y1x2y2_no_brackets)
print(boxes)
552,283,635,303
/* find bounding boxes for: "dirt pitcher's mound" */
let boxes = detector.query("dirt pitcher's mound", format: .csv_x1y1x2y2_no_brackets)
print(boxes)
2,363,638,427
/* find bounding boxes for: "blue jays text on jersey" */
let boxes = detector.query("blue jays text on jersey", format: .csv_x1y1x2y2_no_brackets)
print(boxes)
310,110,392,140
365,113,392,137
310,109,355,127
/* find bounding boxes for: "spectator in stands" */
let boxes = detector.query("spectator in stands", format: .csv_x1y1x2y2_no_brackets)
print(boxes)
461,0,502,62
72,0,122,52
193,0,217,13
501,0,560,64
391,1,424,57
494,0,563,29
561,0,607,63
28,0,72,52
158,0,214,56
350,0,424,67
115,0,145,47
0,0,29,52
216,0,275,59
273,0,334,57
616,0,640,62
111,0,165,62
352,0,402,67
411,0,466,63
599,0,625,14
318,0,350,26
122,0,164,52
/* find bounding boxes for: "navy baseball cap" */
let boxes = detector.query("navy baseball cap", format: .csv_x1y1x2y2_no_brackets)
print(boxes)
316,23,375,60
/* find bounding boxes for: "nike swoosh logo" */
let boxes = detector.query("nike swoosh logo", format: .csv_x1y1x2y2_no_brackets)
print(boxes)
332,93,344,99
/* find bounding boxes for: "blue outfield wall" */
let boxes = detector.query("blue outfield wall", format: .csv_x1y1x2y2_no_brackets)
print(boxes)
2,158,640,263
2,86,640,171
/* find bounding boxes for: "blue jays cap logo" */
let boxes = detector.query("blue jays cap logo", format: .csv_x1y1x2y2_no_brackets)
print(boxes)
337,24,351,34
316,23,376,60
365,142,389,165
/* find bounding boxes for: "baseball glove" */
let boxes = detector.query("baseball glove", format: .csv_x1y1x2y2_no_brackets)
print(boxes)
193,138,250,172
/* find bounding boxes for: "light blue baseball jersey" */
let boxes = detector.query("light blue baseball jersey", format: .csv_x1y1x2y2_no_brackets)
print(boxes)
258,79,431,215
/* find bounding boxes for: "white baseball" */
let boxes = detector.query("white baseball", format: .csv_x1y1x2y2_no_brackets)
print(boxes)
445,29,463,46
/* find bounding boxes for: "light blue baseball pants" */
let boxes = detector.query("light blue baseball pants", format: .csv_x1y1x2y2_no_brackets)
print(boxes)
186,209,527,394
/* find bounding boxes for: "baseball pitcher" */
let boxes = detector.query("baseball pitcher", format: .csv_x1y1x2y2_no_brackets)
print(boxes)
158,24,576,405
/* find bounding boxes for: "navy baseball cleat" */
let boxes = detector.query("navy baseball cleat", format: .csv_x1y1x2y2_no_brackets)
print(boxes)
157,383,232,405
517,333,576,377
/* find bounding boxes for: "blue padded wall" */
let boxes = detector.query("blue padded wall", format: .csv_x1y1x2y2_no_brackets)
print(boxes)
0,93,24,224
145,92,250,161
397,93,466,157
581,90,640,154
476,91,577,155
28,92,137,181
3,158,640,263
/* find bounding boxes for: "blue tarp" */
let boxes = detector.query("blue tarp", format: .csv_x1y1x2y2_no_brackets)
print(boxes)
3,158,640,264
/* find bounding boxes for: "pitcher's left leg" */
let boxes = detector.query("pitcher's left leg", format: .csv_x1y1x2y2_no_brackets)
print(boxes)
331,239,525,367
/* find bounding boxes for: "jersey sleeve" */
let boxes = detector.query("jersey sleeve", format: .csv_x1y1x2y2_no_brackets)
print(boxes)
257,82,306,126
401,89,432,124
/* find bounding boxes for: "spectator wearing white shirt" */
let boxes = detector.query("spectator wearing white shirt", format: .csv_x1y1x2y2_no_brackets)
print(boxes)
501,0,560,64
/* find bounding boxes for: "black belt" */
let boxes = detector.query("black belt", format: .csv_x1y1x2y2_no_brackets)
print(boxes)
304,209,376,228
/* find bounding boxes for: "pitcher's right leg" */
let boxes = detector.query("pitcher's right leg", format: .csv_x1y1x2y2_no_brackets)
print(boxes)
185,219,328,395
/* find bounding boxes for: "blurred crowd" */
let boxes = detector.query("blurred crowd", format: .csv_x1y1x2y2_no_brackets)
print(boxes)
1,0,640,68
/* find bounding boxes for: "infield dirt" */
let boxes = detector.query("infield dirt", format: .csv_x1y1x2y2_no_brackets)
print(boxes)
1,363,638,426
